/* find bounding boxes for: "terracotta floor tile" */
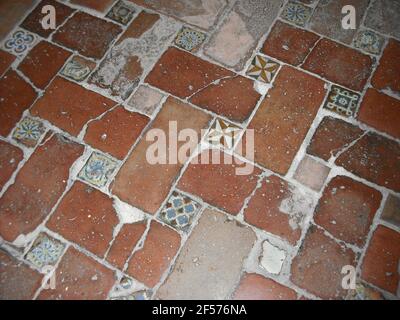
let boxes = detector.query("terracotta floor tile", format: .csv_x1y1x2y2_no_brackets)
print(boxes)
233,273,297,300
358,88,400,139
0,70,37,137
243,66,326,175
371,39,400,94
361,225,400,294
84,106,149,160
30,77,117,136
47,181,118,258
262,21,320,66
0,133,83,242
314,176,382,247
0,0,35,41
0,249,43,300
336,133,400,192
127,221,181,288
291,226,357,299
21,0,75,38
178,149,261,215
0,140,23,191
127,85,164,116
53,12,122,59
157,209,256,300
70,0,115,12
303,38,373,92
293,155,330,191
106,221,147,270
0,50,15,77
37,247,115,300
381,195,400,228
112,97,210,214
18,41,71,89
244,175,314,245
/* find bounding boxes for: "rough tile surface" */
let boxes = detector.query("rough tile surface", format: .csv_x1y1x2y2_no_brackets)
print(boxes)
0,140,24,190
293,155,330,191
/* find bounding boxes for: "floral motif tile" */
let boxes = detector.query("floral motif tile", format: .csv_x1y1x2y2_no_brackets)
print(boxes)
246,55,280,83
174,27,206,52
26,233,65,269
281,1,313,27
78,152,118,188
206,118,241,149
12,117,45,147
4,29,36,55
61,56,96,82
159,192,200,231
106,0,136,25
324,85,361,118
353,29,385,55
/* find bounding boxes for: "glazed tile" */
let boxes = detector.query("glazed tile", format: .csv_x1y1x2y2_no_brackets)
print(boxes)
61,56,96,82
106,0,136,25
324,85,360,118
12,117,45,147
26,233,65,269
174,27,206,52
353,29,385,55
246,56,280,83
4,29,36,55
78,152,118,188
206,118,241,150
281,1,313,27
158,192,200,232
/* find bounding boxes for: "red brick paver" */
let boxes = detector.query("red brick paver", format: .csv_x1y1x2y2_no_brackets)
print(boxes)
0,140,23,190
0,50,15,77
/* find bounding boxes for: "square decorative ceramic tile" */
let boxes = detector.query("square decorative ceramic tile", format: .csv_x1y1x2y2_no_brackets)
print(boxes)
174,27,206,52
106,0,136,25
78,152,118,188
159,192,200,231
4,29,36,55
324,85,361,118
26,233,65,269
206,118,241,149
12,117,45,147
353,29,385,55
61,56,96,82
246,55,280,83
281,1,313,27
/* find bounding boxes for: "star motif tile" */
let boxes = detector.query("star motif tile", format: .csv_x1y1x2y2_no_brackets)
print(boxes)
26,233,65,269
12,117,45,147
61,56,95,82
106,0,136,25
4,29,36,55
281,1,313,27
324,85,361,118
78,152,118,188
353,29,384,55
174,27,206,52
246,55,280,83
159,192,200,232
206,118,242,149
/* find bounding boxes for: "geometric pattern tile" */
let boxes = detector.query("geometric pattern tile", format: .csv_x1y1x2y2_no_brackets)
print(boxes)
78,152,118,188
281,1,313,27
174,27,206,52
353,29,385,55
4,29,36,55
159,192,200,232
26,233,65,269
12,117,45,147
206,118,241,149
106,0,136,25
324,85,361,118
246,55,280,83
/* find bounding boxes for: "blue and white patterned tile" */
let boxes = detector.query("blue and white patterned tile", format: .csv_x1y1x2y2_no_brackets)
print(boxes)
4,29,36,56
324,85,360,118
281,1,313,27
26,233,65,269
12,117,45,147
353,29,385,55
159,192,200,231
175,27,206,52
206,118,241,150
78,152,118,188
106,0,136,25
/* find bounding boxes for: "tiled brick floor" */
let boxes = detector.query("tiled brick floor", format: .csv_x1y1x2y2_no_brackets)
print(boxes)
0,0,399,301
